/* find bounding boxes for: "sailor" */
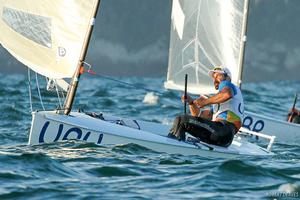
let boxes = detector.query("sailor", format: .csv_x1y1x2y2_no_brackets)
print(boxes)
287,107,300,124
168,67,244,147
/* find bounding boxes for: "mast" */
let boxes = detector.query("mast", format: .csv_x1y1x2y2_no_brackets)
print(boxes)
237,0,250,88
63,0,101,115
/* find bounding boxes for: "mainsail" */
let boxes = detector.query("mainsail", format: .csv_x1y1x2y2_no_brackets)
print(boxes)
0,0,98,79
165,0,249,94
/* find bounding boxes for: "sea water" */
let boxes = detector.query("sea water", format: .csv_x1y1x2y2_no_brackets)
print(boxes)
0,74,300,199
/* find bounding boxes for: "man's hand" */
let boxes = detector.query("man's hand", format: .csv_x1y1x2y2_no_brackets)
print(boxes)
193,96,207,108
181,94,193,105
291,108,300,115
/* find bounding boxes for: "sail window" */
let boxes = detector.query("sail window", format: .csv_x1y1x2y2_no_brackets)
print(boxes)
2,7,52,48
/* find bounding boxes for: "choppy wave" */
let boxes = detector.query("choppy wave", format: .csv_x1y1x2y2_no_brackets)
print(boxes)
1,74,300,199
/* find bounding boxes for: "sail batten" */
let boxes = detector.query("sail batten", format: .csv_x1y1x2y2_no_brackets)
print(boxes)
0,0,98,79
165,0,248,95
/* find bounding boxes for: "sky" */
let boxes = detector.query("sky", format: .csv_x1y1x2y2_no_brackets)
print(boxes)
1,0,300,82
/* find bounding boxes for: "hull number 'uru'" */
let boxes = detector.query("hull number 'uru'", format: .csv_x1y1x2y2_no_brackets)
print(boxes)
38,121,103,144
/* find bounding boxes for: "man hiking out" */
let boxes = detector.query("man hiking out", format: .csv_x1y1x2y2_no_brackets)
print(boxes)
168,67,244,147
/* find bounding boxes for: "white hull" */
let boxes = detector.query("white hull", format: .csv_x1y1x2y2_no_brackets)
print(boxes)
29,111,273,158
243,111,300,143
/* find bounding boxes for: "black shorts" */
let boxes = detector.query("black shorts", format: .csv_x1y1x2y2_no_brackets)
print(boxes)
168,115,236,147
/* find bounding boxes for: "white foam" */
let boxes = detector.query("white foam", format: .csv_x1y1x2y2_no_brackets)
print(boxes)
143,92,159,105
161,118,172,125
278,183,298,193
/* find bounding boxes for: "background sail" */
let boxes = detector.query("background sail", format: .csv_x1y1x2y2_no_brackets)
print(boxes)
0,0,97,79
165,0,247,94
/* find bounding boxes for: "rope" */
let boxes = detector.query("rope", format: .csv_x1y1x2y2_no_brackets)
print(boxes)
27,68,33,112
54,79,63,109
81,61,164,95
87,73,164,96
61,90,66,99
35,72,45,111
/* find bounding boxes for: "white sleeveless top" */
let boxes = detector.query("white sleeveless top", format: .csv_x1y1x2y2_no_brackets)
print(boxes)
212,81,244,122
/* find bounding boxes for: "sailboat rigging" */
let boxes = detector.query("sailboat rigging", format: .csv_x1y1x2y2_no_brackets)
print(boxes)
0,0,277,157
63,0,101,115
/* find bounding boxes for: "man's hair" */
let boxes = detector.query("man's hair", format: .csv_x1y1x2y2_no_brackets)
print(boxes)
225,74,231,81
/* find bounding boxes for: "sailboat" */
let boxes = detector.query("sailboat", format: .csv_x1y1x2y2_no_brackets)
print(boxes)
0,0,275,157
165,0,300,144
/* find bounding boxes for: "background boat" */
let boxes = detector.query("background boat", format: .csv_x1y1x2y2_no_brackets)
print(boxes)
165,0,300,143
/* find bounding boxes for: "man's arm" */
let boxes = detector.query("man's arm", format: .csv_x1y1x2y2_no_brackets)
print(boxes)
181,95,200,116
199,109,213,120
186,95,213,118
189,103,200,116
193,87,233,108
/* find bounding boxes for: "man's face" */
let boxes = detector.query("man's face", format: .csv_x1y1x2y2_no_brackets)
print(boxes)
213,72,225,90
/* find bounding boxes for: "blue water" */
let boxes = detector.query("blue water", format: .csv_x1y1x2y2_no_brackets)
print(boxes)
1,74,300,200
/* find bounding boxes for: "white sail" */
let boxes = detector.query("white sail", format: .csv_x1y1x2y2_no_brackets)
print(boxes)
165,0,248,94
0,0,98,79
